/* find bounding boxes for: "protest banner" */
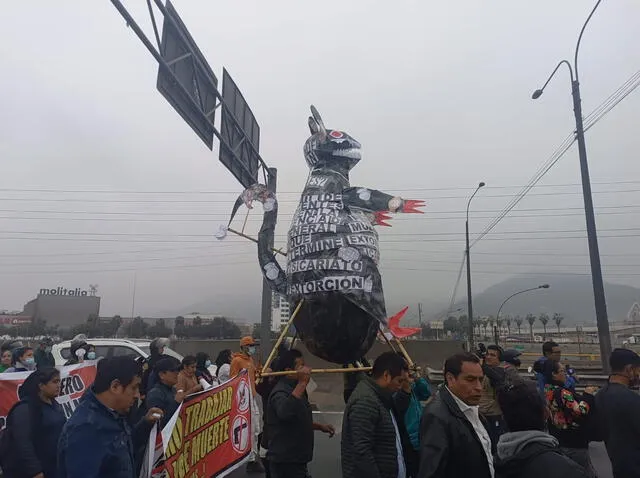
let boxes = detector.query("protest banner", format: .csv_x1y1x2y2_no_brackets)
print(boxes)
0,361,98,428
143,370,252,478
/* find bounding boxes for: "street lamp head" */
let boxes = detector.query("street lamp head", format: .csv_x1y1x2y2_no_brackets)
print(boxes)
532,89,543,100
539,284,550,289
478,182,486,188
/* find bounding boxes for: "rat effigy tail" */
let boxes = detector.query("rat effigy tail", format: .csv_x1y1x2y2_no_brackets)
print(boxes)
228,184,288,295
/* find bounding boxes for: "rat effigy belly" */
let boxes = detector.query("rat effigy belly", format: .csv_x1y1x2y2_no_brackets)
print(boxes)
292,295,380,364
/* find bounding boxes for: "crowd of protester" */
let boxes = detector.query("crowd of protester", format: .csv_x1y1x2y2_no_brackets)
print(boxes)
0,334,638,478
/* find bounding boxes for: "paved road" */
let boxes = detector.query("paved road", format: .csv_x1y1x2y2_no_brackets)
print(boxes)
230,412,614,478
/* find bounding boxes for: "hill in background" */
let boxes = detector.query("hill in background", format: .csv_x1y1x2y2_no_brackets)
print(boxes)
447,274,640,324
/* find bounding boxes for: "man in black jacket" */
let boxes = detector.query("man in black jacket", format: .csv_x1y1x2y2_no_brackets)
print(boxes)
145,357,185,428
494,379,584,478
266,349,335,478
595,348,640,478
418,352,493,478
341,351,412,478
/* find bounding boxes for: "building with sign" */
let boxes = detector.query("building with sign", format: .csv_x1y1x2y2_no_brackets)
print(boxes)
22,286,101,327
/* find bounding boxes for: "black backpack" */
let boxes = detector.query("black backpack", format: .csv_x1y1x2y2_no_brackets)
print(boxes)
0,401,43,468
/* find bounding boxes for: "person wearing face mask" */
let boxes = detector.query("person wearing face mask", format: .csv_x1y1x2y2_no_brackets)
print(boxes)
34,338,56,370
65,340,90,366
595,348,640,478
542,359,599,477
6,347,36,373
0,349,13,373
195,352,215,386
230,336,264,473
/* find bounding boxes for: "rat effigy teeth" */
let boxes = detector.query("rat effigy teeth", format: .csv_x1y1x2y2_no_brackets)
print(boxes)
332,148,361,159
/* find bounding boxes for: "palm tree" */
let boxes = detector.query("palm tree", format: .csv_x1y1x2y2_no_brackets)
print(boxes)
496,317,504,335
481,318,489,338
515,316,523,335
474,318,482,338
505,316,512,336
539,313,550,338
553,313,564,334
526,314,537,342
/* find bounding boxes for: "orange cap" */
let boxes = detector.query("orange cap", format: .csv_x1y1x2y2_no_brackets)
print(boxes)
240,336,258,347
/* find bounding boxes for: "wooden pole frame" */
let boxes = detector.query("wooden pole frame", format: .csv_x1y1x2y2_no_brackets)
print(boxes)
258,313,418,380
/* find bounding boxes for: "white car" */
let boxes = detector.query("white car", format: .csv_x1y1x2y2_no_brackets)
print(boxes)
52,338,183,367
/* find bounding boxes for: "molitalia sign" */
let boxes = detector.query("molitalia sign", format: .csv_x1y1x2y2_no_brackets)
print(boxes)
39,287,89,297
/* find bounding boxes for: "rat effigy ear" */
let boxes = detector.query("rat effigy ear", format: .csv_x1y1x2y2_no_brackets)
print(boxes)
310,105,327,135
308,116,320,134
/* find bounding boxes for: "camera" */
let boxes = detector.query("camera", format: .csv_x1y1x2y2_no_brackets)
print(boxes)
476,343,487,359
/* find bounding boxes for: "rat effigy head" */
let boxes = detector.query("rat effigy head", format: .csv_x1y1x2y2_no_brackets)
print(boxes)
303,105,362,170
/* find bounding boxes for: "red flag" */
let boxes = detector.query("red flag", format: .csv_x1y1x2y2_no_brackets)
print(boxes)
387,306,421,338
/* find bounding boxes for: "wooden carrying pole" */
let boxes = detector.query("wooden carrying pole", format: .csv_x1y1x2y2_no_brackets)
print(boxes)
260,299,304,375
227,227,287,257
261,366,372,378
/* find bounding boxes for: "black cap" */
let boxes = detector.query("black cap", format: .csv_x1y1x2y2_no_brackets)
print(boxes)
155,357,181,374
503,349,522,366
610,348,640,371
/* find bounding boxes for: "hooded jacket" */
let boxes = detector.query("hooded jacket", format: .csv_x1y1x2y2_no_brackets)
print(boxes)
494,431,585,478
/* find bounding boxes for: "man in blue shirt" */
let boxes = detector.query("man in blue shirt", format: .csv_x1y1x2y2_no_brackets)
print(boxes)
58,356,163,478
532,341,576,393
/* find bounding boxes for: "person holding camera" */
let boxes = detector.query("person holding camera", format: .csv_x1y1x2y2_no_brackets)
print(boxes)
478,344,507,451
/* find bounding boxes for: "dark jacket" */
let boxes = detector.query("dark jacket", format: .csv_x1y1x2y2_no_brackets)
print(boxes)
595,382,640,478
34,348,55,369
145,382,178,429
266,378,313,463
256,376,278,450
341,377,412,478
495,431,584,478
418,387,492,478
3,399,67,478
58,388,153,478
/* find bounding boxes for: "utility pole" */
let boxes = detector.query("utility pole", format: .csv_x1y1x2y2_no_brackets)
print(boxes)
418,303,423,339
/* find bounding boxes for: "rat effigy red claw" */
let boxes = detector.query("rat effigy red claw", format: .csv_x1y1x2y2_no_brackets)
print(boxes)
373,211,393,227
402,199,425,214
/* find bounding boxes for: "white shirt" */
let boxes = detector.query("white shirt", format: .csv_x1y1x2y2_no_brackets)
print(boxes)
447,387,495,478
389,411,407,478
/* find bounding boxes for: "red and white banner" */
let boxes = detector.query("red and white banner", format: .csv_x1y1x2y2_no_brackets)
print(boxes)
142,370,253,478
0,361,98,429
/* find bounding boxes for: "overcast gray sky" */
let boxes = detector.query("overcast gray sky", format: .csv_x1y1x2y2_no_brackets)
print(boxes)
0,0,639,322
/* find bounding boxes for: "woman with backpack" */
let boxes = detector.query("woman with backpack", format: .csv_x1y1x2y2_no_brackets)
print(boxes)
1,367,66,478
542,359,599,477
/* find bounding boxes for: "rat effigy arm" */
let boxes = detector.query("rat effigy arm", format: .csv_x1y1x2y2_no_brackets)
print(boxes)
343,187,424,226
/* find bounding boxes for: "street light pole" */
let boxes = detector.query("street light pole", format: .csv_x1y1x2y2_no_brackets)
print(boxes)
496,284,550,323
466,182,485,351
532,0,612,373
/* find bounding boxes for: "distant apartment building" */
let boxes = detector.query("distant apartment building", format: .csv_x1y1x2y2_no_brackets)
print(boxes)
271,293,290,332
